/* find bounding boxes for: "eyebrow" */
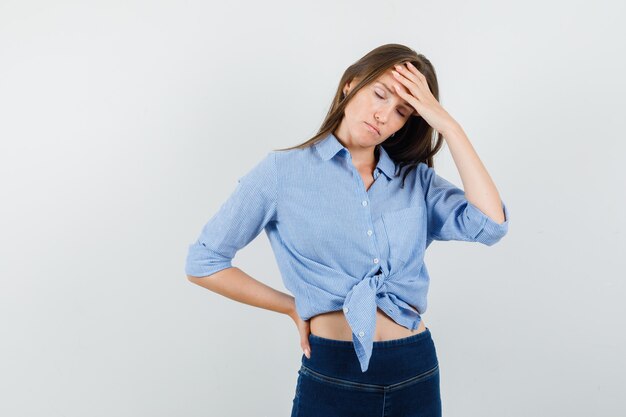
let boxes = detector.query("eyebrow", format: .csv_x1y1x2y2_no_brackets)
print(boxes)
376,82,414,114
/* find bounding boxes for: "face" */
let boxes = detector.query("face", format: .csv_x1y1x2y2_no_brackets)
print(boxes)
335,68,416,148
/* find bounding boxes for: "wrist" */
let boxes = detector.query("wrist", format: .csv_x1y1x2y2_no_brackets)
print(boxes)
285,298,297,320
441,120,463,139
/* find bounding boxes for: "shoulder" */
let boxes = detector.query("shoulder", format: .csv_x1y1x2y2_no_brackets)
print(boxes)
236,151,280,190
414,161,446,187
394,161,430,189
272,145,319,171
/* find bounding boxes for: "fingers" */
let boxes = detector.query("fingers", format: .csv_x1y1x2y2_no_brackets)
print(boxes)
392,63,426,116
393,83,406,97
391,69,411,90
392,68,420,103
301,335,311,359
299,319,311,359
401,61,427,85
393,62,427,93
407,62,426,80
393,63,418,87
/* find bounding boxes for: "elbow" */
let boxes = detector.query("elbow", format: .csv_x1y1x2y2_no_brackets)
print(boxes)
185,242,234,283
186,274,206,288
479,224,509,246
187,274,203,282
186,273,218,292
186,266,236,292
477,205,509,246
483,232,507,246
185,263,235,286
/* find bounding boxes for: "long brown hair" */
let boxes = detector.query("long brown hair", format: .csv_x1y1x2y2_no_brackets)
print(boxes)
273,43,445,188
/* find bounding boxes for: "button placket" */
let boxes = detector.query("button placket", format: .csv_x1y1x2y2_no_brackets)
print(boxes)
361,200,379,257
350,157,384,275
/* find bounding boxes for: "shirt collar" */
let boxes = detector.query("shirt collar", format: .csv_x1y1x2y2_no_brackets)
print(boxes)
314,132,396,180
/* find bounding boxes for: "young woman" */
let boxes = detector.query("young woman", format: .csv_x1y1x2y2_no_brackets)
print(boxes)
185,43,509,417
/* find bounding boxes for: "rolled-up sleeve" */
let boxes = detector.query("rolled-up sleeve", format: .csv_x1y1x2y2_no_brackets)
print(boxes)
185,151,279,277
418,162,509,246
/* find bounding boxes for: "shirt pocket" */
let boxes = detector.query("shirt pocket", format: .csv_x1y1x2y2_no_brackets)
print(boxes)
380,206,426,266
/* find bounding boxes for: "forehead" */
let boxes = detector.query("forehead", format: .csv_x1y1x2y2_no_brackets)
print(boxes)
377,69,397,83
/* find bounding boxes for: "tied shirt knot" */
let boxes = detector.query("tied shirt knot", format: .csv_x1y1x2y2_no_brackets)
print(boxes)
342,269,422,372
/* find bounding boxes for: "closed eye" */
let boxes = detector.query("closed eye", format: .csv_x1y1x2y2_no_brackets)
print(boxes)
375,92,407,117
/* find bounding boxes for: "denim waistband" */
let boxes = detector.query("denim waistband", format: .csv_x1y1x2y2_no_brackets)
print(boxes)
302,327,438,385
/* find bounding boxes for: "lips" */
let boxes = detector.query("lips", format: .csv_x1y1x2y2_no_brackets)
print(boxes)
364,122,380,135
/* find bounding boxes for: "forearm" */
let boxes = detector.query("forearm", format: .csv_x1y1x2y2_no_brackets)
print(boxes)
441,122,506,224
187,267,296,317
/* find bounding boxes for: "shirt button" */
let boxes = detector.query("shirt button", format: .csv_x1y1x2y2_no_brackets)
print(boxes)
362,200,368,206
343,307,349,313
373,258,379,264
367,229,373,236
358,331,365,337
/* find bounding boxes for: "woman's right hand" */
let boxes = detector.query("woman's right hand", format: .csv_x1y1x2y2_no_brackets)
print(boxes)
289,310,311,359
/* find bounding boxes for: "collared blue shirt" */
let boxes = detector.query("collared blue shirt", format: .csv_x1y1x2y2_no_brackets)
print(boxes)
185,132,509,372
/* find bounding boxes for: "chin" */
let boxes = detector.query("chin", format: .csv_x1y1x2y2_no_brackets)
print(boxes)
354,131,375,144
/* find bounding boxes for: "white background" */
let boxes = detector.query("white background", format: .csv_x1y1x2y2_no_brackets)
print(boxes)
1,1,624,416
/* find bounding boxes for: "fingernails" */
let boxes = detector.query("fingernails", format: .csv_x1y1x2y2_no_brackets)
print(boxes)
304,348,310,359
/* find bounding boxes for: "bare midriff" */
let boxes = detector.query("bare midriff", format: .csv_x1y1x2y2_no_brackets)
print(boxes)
309,307,427,341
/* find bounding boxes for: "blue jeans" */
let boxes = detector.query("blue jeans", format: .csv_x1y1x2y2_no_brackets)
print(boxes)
290,327,441,417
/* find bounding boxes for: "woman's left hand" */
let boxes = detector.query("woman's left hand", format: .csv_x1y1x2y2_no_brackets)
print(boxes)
391,62,459,135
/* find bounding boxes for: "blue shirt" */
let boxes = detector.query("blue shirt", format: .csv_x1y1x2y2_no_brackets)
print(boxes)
185,132,509,372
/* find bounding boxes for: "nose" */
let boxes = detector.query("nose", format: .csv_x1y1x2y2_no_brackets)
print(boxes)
375,108,390,124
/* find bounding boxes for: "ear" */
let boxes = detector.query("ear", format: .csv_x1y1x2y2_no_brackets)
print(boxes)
343,81,352,96
343,77,360,96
